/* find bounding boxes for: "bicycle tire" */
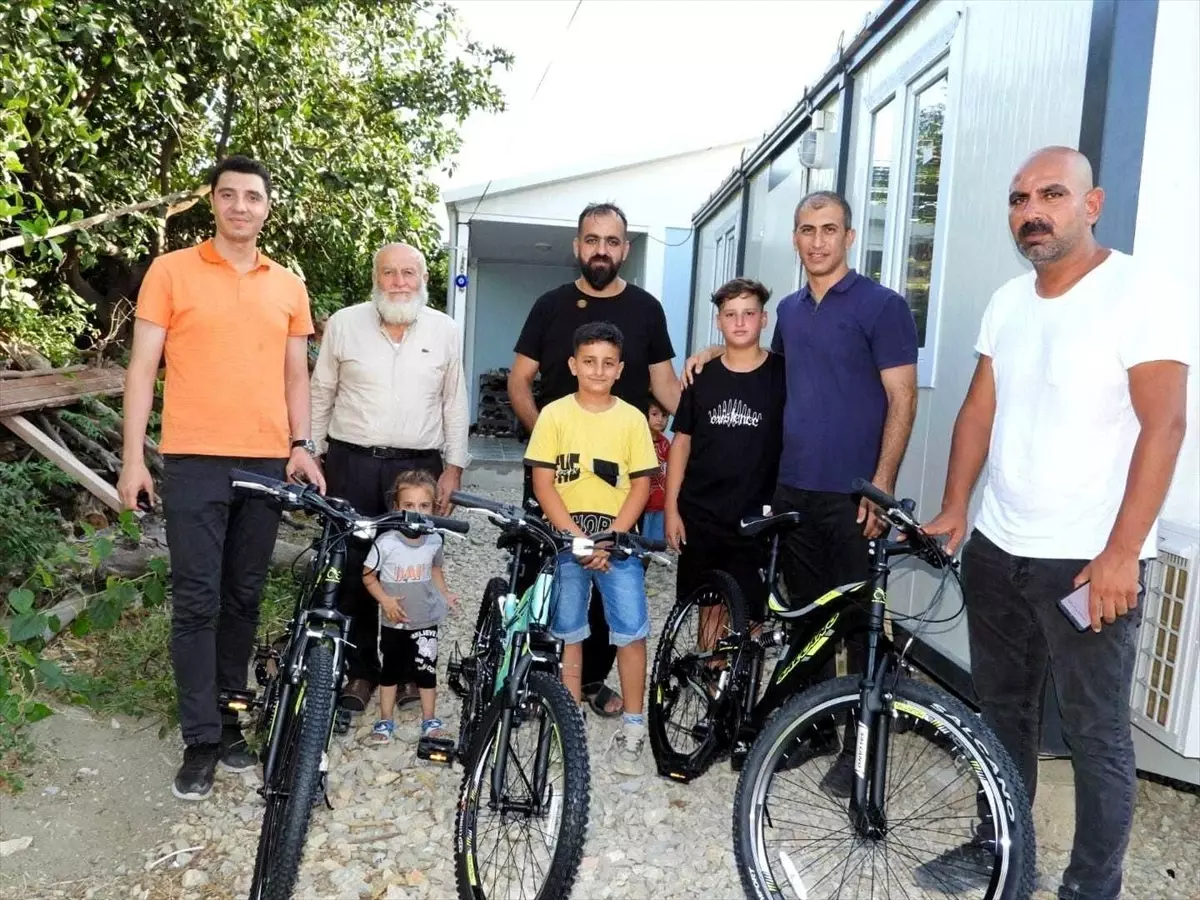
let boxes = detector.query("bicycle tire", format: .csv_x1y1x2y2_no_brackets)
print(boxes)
648,569,748,778
457,577,505,762
733,675,1035,900
251,639,337,900
454,670,590,900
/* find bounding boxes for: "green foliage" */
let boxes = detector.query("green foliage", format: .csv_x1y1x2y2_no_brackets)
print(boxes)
0,0,510,361
0,460,70,582
0,515,168,791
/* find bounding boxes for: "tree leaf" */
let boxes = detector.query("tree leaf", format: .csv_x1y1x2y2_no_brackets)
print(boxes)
9,612,48,643
7,588,35,615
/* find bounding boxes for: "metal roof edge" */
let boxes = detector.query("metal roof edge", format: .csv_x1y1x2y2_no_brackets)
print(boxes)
691,0,928,227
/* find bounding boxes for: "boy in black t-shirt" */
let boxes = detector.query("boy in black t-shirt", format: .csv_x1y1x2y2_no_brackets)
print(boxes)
665,278,785,624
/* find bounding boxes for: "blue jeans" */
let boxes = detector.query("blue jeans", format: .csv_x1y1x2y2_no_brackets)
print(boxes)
963,530,1143,900
550,551,650,647
640,510,665,542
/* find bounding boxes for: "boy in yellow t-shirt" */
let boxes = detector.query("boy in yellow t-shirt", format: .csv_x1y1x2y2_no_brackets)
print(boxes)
524,321,659,776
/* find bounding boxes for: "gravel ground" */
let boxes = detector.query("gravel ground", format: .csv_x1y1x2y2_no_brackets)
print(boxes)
6,481,1199,900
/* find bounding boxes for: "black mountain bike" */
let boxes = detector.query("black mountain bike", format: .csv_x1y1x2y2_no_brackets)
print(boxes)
725,481,1033,899
222,470,468,900
445,490,668,900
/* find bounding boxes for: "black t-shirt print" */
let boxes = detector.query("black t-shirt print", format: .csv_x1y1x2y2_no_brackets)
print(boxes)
513,282,676,413
674,353,786,531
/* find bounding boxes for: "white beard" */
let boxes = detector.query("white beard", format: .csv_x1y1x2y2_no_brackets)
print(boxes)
373,284,427,325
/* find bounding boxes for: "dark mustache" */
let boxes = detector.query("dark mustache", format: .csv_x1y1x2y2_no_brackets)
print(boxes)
1019,220,1053,239
587,257,613,266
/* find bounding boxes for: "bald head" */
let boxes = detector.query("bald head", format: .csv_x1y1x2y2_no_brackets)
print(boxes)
373,242,426,279
1007,146,1104,267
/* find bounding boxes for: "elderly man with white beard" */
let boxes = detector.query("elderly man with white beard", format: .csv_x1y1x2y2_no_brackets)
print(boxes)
311,241,469,718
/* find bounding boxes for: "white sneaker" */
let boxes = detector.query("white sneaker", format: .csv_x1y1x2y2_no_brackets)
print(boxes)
611,721,647,776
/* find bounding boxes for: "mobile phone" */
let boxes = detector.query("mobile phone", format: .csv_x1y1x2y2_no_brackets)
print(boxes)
1057,582,1093,632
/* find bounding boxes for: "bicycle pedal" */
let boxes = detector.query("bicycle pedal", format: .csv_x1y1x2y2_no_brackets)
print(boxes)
417,735,456,765
332,708,352,735
217,688,258,715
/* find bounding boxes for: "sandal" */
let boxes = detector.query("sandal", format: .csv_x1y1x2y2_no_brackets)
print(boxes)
583,683,624,719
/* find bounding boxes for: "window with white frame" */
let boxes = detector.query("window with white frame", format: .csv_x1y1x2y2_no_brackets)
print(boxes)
856,22,957,387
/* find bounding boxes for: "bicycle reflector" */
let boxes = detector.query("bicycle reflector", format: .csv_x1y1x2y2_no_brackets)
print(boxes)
418,734,456,765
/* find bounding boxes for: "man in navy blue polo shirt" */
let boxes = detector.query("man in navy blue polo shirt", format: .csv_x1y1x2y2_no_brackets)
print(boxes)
686,190,918,790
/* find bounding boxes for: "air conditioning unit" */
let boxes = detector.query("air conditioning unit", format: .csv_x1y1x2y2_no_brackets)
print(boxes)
1130,520,1200,758
798,128,835,170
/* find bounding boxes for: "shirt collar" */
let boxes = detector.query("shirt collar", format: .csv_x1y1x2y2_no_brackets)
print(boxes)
799,268,860,304
198,238,272,272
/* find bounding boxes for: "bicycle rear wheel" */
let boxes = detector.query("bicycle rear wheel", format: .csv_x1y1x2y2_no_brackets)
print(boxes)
648,570,748,779
250,639,337,900
733,675,1034,900
457,577,505,761
454,671,590,900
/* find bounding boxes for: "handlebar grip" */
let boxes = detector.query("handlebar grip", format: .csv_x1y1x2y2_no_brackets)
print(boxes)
852,478,899,511
429,514,470,535
230,469,289,492
450,490,526,521
635,536,668,553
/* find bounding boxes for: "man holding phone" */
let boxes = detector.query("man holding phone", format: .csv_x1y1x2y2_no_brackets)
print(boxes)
925,147,1193,900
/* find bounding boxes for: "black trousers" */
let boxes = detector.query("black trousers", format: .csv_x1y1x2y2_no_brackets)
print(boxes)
771,485,870,678
963,530,1143,900
163,455,285,747
676,518,768,622
323,439,443,684
521,466,615,689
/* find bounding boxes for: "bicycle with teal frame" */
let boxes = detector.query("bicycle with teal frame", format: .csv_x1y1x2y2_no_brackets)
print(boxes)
444,489,668,900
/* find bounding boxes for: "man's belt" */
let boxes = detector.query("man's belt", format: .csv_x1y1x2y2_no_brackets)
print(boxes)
327,437,440,461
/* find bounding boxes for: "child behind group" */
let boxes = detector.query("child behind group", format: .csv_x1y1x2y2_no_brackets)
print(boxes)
665,278,785,631
361,470,457,747
640,399,671,542
524,321,660,776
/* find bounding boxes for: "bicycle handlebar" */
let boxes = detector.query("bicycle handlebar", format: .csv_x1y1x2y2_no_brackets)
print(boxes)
230,470,470,536
851,478,953,568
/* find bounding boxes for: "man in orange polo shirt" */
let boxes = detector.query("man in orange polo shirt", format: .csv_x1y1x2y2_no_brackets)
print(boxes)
118,155,324,801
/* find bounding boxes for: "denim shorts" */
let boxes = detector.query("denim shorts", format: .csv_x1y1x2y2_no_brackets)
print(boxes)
549,551,650,647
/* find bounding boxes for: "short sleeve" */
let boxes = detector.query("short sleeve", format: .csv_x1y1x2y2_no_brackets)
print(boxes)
136,257,174,328
1118,285,1198,369
627,413,660,479
646,299,675,364
432,537,445,569
364,540,384,573
523,404,559,467
514,293,551,361
289,281,315,337
974,291,1004,358
869,292,920,371
673,382,697,435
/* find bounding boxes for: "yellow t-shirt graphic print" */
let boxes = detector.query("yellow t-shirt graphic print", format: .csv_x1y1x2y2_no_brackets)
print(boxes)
524,395,660,532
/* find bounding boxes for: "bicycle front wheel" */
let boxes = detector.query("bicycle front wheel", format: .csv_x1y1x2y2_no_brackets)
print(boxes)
250,639,337,900
733,675,1035,900
454,670,590,900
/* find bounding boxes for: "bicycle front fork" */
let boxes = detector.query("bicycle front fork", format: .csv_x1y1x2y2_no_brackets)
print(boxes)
849,652,894,839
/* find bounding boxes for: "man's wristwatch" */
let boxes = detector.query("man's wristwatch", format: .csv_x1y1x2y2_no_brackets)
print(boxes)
291,439,317,456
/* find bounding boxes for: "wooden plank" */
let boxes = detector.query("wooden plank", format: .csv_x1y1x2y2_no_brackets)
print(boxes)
0,364,88,380
0,367,125,417
1,414,122,513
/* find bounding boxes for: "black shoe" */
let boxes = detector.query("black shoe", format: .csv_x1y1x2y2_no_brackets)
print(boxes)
173,743,220,801
913,823,996,893
818,750,856,799
219,725,258,773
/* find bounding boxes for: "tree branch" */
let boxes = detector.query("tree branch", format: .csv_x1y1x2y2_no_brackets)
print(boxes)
76,62,116,115
64,247,105,309
216,75,237,159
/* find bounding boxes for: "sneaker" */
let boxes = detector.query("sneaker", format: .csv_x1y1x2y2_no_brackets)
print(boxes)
367,720,395,746
172,743,220,801
611,721,647,777
819,750,856,799
913,822,996,893
219,724,258,773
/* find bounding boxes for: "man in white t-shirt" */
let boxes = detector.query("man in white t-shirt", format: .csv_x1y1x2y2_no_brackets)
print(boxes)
925,146,1192,900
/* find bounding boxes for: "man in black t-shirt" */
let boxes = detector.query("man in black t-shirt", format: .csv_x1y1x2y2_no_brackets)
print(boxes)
666,277,785,622
509,202,680,717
